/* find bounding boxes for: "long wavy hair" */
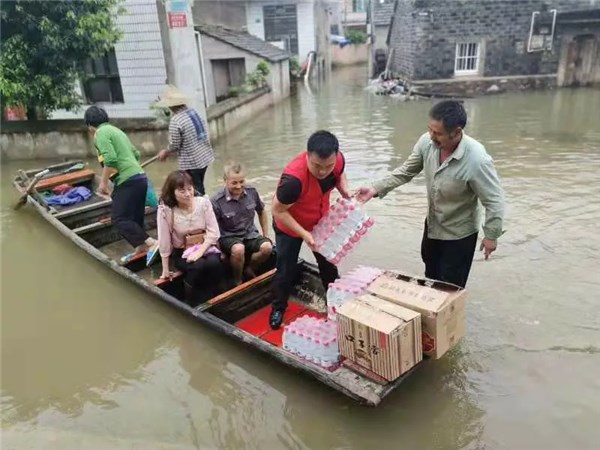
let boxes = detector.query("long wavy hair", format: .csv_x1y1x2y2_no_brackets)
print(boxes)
160,170,194,208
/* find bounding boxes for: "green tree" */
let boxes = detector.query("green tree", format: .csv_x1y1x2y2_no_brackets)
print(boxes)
0,0,123,119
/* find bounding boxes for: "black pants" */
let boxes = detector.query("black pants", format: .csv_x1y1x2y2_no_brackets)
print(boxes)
187,167,208,196
173,249,225,304
111,176,149,248
272,226,339,311
420,220,478,288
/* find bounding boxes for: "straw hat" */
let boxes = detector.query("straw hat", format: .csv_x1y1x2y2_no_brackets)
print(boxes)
155,85,188,108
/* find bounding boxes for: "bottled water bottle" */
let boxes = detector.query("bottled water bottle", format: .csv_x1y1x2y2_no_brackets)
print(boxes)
282,315,340,368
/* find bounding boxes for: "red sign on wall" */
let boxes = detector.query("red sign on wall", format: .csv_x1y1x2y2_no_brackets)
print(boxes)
168,12,187,28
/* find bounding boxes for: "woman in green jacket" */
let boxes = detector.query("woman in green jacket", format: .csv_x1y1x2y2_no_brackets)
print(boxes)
85,106,159,265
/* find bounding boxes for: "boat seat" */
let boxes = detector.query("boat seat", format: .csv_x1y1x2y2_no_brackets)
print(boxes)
72,207,155,233
36,169,96,192
73,220,111,235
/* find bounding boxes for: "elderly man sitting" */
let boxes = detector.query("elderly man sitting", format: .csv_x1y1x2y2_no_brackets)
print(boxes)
211,162,273,285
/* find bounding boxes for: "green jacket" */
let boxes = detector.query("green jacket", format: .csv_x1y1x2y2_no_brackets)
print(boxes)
94,123,143,186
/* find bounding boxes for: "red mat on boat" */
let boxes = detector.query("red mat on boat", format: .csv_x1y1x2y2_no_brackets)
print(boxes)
235,302,327,348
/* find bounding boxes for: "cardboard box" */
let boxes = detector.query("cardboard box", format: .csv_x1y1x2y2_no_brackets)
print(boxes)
337,294,422,381
367,272,466,359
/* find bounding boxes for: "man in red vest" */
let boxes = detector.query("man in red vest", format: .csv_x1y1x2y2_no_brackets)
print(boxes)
270,130,350,329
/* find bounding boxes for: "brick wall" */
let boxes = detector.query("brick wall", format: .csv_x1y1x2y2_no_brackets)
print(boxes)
389,0,599,81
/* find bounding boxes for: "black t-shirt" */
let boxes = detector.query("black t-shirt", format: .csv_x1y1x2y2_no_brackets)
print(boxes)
276,153,345,205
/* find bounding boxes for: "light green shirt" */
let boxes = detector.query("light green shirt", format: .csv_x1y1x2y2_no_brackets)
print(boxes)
373,132,505,241
95,123,143,186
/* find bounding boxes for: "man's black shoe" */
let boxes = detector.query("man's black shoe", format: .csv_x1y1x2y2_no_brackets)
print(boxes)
269,309,284,329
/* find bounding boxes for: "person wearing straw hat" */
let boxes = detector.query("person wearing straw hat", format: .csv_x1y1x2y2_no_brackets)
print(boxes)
156,85,215,196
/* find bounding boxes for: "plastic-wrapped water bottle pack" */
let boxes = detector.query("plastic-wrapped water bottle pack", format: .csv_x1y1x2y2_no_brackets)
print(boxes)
312,198,375,265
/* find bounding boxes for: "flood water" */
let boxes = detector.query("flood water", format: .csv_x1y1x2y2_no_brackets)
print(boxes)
2,66,600,449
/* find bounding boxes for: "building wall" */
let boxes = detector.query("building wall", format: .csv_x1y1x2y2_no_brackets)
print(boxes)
373,25,389,52
314,0,333,71
200,35,262,105
0,119,169,160
331,43,369,66
207,89,275,141
298,1,317,59
246,1,317,60
389,0,599,82
1,89,289,160
269,59,291,102
200,34,290,105
191,0,246,29
341,0,367,29
387,0,420,79
51,0,167,119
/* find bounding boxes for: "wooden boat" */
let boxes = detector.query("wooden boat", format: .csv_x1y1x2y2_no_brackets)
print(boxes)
13,160,420,406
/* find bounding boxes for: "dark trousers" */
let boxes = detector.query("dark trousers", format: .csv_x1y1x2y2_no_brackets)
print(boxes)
420,220,478,288
173,249,225,304
272,226,339,311
111,176,149,248
187,167,208,196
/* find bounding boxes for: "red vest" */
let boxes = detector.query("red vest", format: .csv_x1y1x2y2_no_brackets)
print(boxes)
275,151,344,237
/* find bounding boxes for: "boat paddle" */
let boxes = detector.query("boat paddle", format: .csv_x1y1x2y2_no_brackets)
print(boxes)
14,169,50,210
141,154,160,168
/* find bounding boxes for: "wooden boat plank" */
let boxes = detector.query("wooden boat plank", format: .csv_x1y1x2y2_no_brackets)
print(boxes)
78,215,157,248
23,160,85,177
197,269,276,312
35,169,96,191
99,236,157,263
73,220,111,235
54,197,112,220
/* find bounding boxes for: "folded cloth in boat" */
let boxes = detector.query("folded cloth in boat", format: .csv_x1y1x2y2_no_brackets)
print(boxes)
52,183,73,195
45,187,92,206
181,244,221,259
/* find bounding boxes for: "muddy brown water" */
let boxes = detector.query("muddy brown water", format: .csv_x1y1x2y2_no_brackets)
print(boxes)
2,67,600,449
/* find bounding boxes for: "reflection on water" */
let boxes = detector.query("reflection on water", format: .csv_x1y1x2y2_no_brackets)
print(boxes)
2,67,600,449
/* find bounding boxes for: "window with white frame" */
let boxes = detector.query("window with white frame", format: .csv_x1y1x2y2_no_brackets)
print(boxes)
454,42,480,75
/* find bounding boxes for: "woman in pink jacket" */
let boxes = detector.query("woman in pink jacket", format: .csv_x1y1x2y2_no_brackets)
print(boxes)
156,171,224,305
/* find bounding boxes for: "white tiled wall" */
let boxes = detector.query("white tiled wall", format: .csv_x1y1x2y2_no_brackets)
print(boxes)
246,2,266,40
51,0,167,119
296,2,316,60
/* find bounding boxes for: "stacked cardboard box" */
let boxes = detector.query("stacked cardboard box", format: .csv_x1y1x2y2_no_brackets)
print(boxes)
336,270,467,381
367,272,467,360
337,294,422,381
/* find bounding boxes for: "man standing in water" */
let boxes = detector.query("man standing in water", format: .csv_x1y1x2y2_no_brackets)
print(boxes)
270,131,350,329
355,100,505,288
156,85,215,196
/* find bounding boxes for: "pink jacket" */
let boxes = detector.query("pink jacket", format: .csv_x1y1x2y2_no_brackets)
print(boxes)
157,196,220,257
